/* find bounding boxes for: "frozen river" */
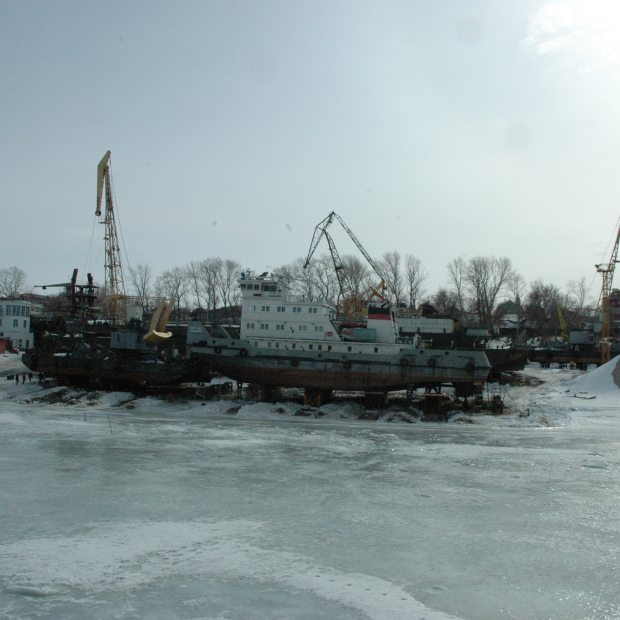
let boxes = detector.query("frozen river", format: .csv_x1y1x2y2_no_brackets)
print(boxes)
1,362,619,619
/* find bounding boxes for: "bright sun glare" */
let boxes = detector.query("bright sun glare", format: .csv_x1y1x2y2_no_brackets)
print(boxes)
524,0,620,70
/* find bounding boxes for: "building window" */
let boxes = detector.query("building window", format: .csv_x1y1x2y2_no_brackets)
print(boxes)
308,307,317,313
260,323,268,330
261,305,270,312
246,322,255,329
298,325,307,332
293,306,301,313
314,325,323,332
23,320,27,328
13,319,18,328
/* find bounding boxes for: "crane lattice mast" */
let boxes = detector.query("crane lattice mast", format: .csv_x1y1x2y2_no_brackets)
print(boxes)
96,150,126,300
303,211,390,306
595,222,620,364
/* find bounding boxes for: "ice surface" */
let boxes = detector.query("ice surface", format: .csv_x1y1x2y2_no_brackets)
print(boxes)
1,361,620,619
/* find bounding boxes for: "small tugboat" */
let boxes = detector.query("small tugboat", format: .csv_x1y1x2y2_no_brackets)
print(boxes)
187,271,491,405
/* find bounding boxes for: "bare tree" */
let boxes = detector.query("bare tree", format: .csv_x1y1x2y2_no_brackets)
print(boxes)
524,280,564,339
198,258,222,319
567,276,594,319
507,271,526,304
0,266,27,298
447,257,467,320
294,257,318,302
432,288,460,316
272,262,298,286
340,255,371,299
312,254,339,306
404,255,427,309
465,256,514,329
381,251,403,305
186,261,204,309
129,263,152,311
156,266,191,320
217,259,241,317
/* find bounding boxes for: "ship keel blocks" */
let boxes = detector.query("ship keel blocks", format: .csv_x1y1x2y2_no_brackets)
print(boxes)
304,388,333,407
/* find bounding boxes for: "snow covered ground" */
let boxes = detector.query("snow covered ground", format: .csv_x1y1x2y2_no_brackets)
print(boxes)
1,353,619,619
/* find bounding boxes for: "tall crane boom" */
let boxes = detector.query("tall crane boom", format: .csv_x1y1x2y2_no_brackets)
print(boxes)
595,221,620,363
96,150,126,300
303,211,389,303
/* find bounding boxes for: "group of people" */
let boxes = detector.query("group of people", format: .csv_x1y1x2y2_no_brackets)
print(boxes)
14,372,33,384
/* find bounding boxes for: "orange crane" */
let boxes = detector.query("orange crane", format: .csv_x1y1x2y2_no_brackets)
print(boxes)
595,221,620,364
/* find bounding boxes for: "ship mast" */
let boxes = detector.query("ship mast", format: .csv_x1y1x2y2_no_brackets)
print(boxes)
96,150,127,320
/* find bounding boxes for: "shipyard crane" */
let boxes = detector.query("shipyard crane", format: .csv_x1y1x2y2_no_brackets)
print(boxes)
96,150,127,322
303,211,390,307
595,221,620,363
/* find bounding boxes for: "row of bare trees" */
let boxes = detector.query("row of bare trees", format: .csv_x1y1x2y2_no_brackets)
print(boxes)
129,258,242,320
4,255,598,339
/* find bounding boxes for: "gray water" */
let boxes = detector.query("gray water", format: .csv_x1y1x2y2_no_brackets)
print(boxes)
1,400,619,619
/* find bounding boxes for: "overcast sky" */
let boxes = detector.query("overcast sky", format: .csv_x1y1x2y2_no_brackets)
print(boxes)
2,0,620,301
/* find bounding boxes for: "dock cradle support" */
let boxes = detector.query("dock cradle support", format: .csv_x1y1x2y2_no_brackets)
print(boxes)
304,388,333,407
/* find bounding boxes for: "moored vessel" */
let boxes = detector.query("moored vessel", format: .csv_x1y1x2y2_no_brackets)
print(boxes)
187,271,491,403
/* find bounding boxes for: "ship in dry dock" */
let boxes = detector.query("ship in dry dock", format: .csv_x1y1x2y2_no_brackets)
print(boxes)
187,271,491,405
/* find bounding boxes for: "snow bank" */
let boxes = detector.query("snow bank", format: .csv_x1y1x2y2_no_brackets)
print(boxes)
565,356,620,404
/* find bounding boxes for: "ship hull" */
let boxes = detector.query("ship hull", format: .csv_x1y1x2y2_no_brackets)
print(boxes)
22,351,190,388
189,338,490,392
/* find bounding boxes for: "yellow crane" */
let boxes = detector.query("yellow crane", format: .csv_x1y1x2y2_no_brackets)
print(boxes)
595,221,620,364
557,306,569,340
96,151,126,299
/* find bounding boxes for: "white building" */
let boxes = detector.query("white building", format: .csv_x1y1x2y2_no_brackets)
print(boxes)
0,299,33,350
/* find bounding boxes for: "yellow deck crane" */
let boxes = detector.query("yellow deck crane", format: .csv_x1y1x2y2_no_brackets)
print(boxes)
595,221,620,364
96,150,127,322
